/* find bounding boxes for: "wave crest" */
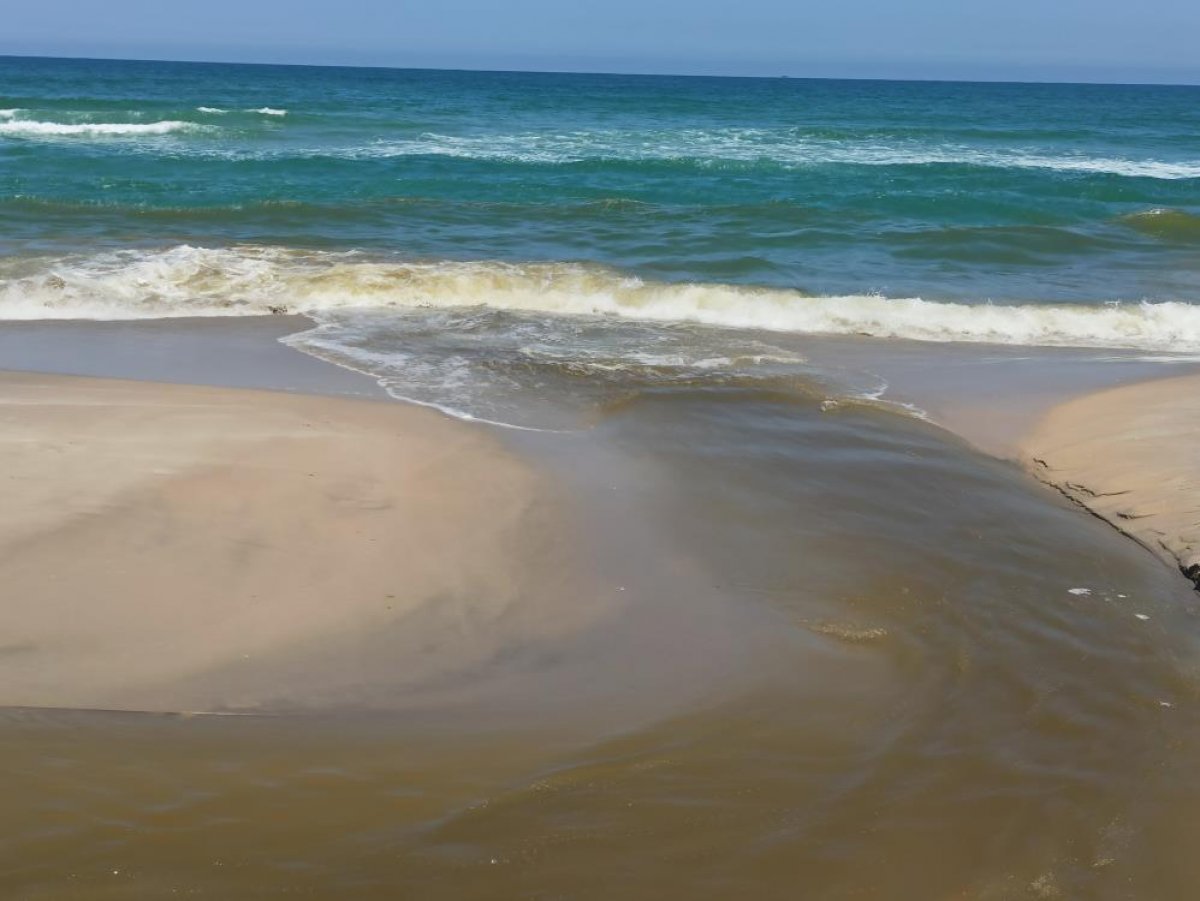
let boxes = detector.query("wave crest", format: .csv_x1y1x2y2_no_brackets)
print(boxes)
194,107,286,117
0,120,204,138
1121,208,1200,242
2,245,1198,350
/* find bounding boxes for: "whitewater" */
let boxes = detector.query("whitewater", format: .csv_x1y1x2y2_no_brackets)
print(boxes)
2,245,1198,351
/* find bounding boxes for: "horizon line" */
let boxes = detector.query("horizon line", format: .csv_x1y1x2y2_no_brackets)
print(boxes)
2,51,1199,89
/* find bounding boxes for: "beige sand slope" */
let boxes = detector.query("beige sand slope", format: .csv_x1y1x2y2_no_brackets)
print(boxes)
0,372,595,713
1022,372,1200,589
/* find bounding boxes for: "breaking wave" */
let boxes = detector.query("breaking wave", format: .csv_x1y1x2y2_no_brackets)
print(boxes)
2,245,1199,350
196,106,287,117
0,119,205,138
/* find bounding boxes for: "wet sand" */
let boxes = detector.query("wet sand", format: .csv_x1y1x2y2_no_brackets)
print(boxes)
1022,372,1200,589
4,320,1200,899
788,334,1200,458
0,316,385,399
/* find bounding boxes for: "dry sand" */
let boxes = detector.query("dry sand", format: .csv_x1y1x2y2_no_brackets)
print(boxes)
0,371,597,713
1022,371,1200,589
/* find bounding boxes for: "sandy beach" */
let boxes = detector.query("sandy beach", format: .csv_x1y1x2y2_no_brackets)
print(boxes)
1022,371,1200,589
3,326,1200,899
0,355,782,725
0,370,594,713
3,329,1197,721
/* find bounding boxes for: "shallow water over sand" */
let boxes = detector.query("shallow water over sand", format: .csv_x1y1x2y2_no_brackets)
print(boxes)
3,327,1200,899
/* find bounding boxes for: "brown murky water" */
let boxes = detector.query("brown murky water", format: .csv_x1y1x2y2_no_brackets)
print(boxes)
4,379,1200,900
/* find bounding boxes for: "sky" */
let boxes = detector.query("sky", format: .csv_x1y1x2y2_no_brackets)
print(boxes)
2,0,1199,84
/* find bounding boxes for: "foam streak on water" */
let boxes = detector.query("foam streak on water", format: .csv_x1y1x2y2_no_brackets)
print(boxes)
327,130,1200,179
0,119,203,137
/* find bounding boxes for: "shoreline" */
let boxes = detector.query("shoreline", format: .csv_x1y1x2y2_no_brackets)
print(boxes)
1020,371,1200,591
0,315,388,400
3,317,1197,591
1,316,1198,719
784,337,1200,594
0,363,786,722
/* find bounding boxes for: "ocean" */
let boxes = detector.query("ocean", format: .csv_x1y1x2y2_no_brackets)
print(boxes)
3,55,1200,899
3,56,1200,425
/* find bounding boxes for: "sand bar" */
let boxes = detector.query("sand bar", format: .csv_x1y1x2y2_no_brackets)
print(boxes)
0,371,596,713
1022,371,1200,589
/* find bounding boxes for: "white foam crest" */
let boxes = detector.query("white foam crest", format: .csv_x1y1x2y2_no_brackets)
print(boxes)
196,106,228,114
0,119,204,138
0,109,21,119
329,129,1200,179
1004,154,1200,180
3,245,1200,350
249,107,287,116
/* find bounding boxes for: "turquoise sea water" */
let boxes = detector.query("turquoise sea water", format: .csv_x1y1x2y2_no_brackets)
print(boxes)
3,56,1199,299
2,56,1200,422
2,56,1199,422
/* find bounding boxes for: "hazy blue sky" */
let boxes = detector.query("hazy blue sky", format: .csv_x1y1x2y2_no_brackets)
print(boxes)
3,0,1199,84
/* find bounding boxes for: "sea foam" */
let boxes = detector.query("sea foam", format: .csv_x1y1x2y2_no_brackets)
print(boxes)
0,120,203,138
108,124,1198,180
197,106,287,117
334,130,1200,179
2,245,1199,350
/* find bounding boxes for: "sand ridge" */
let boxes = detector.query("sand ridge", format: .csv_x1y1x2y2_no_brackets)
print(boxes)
1021,371,1200,589
0,371,597,712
